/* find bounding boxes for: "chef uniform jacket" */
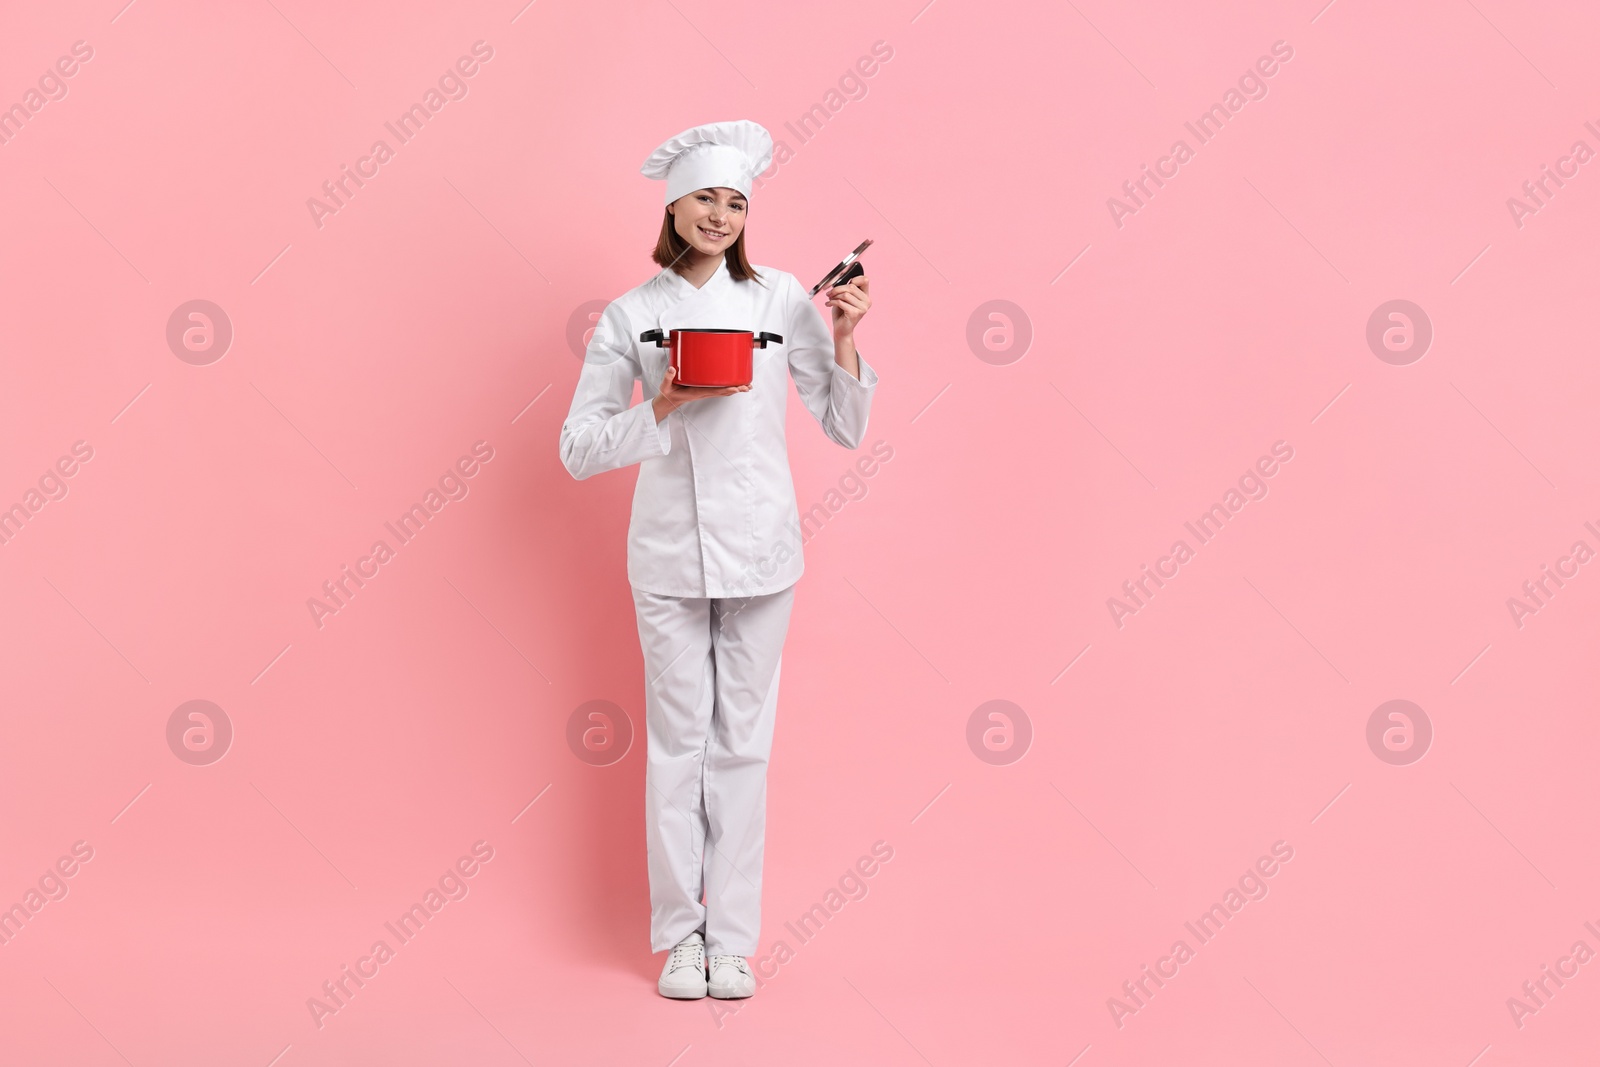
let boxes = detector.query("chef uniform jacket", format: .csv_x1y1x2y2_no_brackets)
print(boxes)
559,258,878,598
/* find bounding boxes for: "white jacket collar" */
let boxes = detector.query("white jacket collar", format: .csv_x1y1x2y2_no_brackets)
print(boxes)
658,254,733,299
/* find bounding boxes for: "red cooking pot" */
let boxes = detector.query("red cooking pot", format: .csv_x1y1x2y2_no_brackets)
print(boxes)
639,328,783,388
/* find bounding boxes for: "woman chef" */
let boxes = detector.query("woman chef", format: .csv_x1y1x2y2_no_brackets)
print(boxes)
558,120,878,1000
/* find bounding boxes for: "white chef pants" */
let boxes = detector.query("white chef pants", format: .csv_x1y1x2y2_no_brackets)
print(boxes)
632,581,795,957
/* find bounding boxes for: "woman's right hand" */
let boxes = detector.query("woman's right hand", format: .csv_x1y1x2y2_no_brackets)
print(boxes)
652,365,750,423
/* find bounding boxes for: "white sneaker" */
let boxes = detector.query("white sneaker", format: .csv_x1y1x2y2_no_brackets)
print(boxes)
658,932,707,999
707,954,755,999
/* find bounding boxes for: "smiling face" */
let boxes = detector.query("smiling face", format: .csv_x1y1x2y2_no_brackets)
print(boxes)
667,187,747,258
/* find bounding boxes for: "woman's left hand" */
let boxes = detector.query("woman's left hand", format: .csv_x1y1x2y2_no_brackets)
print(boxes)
826,276,871,342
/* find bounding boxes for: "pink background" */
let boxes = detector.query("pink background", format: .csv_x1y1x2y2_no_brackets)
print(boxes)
3,0,1598,1063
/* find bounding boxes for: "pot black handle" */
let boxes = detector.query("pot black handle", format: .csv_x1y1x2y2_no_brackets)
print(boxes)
754,332,783,348
639,329,668,347
835,262,865,288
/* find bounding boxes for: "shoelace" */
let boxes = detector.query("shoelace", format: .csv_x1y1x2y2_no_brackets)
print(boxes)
667,939,705,974
708,954,750,975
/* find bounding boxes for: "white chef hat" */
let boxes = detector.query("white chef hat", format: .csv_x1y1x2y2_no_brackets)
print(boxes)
640,120,774,204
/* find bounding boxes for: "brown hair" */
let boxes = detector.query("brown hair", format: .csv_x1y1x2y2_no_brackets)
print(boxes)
652,208,764,284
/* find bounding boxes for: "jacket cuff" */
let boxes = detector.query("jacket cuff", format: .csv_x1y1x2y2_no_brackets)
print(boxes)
645,400,672,456
835,350,878,390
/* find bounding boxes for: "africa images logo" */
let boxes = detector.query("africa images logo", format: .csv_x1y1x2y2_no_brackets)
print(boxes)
306,841,496,1029
1107,40,1295,228
1107,841,1295,1029
305,41,495,229
1106,441,1295,629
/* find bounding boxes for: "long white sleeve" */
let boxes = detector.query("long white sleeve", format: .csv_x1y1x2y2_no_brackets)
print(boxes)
559,302,672,481
783,272,878,449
